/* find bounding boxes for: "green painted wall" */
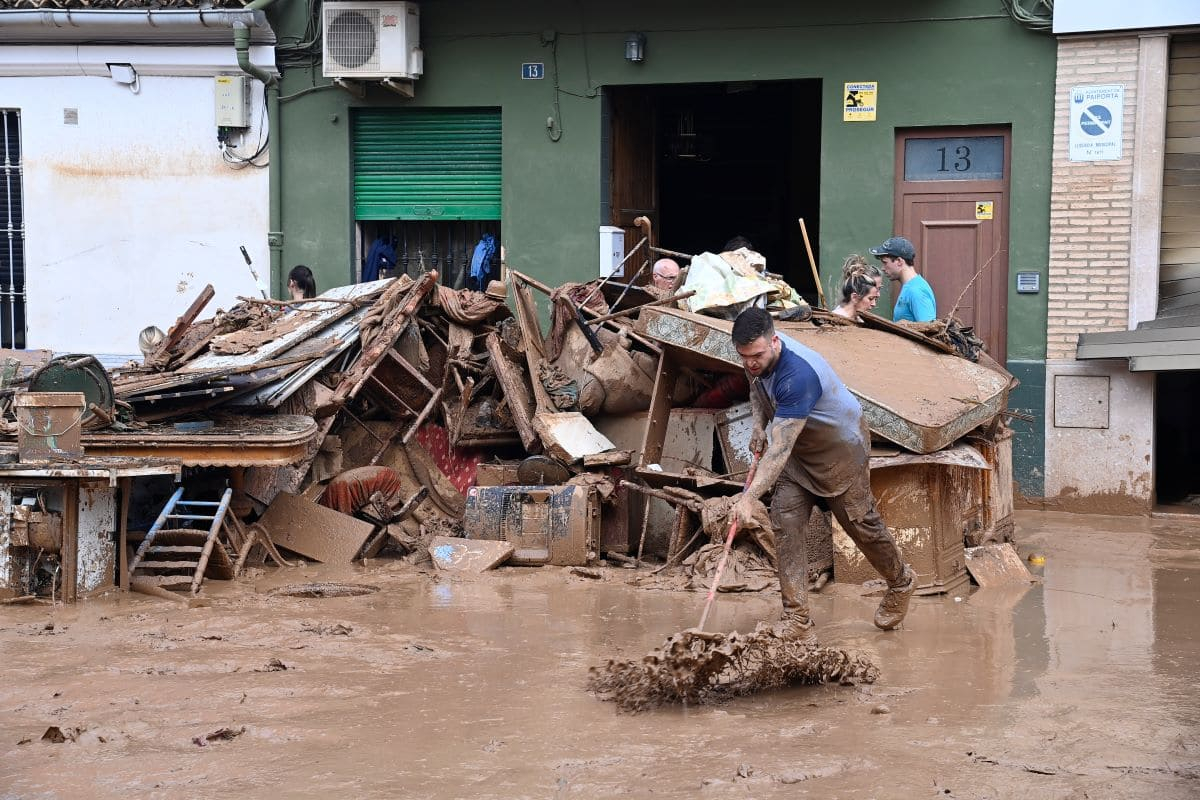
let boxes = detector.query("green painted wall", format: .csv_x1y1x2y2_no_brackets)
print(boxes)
268,0,1055,488
1007,360,1046,497
271,0,1053,351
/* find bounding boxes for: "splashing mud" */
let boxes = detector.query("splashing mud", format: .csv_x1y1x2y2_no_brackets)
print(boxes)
588,623,879,711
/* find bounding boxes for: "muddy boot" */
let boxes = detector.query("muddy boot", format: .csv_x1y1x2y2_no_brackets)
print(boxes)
874,565,916,631
774,608,818,644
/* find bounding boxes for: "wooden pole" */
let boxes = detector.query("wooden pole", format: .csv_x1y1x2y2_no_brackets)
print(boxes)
118,477,131,591
586,290,696,325
798,218,826,309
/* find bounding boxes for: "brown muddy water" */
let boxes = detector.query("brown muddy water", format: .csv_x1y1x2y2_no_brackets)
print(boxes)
2,510,1198,799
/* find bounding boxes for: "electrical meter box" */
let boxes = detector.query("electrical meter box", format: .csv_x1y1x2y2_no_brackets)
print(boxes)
599,226,625,279
214,75,251,128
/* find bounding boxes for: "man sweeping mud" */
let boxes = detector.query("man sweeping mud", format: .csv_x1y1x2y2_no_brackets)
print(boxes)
729,308,916,639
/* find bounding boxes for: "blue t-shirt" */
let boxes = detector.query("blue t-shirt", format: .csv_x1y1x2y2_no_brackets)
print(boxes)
894,274,937,322
759,333,868,496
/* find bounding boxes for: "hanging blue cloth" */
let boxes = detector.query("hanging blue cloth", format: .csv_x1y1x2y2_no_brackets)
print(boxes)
363,236,397,282
469,233,496,289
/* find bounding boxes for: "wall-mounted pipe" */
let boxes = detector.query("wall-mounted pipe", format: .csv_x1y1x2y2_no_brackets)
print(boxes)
0,9,269,36
234,0,285,296
233,22,275,86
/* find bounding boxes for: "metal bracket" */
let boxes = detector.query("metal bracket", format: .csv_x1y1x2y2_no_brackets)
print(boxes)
380,78,415,98
333,78,366,100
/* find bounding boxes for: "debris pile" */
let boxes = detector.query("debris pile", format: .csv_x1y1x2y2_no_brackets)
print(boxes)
587,624,880,712
0,231,1019,606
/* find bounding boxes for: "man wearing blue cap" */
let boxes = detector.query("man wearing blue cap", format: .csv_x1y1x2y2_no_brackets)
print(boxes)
869,236,937,323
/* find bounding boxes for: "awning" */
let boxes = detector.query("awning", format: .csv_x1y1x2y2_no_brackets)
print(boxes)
1076,308,1200,371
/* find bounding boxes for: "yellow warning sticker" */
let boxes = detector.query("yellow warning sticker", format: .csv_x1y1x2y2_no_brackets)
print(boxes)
975,201,994,220
843,82,877,122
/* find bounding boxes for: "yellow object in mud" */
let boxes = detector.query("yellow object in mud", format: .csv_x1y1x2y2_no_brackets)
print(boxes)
1028,554,1046,566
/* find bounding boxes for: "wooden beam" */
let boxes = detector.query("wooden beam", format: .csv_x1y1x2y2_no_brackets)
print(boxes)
148,284,215,368
484,332,538,451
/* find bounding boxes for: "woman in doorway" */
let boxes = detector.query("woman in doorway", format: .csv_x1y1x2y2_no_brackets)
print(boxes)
287,264,317,301
831,255,881,321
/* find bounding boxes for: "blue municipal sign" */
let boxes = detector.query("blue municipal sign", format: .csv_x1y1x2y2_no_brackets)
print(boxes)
1079,105,1112,136
521,63,544,80
1069,84,1123,162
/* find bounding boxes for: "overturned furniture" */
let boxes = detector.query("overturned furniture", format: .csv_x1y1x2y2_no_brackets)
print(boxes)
0,455,181,603
833,445,992,596
631,306,1016,593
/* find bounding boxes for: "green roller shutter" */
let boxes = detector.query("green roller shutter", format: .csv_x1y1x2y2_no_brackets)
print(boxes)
353,109,501,221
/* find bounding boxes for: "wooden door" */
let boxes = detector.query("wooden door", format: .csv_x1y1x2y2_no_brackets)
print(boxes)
608,87,657,281
894,128,1011,363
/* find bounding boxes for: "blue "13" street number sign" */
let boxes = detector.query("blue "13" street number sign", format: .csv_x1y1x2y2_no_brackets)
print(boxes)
521,63,544,80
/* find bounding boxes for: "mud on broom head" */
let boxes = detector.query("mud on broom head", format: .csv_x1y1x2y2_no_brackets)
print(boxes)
587,622,881,713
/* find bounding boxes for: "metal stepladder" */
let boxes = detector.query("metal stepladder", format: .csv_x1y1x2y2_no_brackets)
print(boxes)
127,487,236,596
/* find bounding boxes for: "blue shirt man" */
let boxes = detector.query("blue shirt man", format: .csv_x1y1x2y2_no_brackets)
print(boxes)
729,308,916,636
894,273,937,322
869,236,937,322
760,332,868,497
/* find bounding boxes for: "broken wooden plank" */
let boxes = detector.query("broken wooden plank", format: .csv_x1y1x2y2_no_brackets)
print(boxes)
858,310,958,355
256,492,376,563
509,274,556,416
446,323,474,361
475,460,523,487
319,271,439,415
965,543,1035,588
148,284,215,368
533,412,617,464
585,290,695,325
582,449,634,467
484,332,538,451
428,535,514,573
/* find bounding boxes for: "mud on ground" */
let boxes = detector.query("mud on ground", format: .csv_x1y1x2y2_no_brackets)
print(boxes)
1,510,1198,799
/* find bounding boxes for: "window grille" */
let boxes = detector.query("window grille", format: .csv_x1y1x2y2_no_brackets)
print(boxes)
1,110,26,349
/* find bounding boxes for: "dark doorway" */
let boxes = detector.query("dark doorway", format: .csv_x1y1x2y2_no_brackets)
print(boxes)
606,80,822,298
1155,371,1200,509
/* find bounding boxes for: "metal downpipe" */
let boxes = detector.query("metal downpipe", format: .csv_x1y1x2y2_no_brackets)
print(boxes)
232,0,283,296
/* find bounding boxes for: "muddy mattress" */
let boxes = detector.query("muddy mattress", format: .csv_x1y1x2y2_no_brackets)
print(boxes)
635,307,1011,454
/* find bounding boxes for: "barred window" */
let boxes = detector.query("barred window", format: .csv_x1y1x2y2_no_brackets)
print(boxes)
1,110,26,349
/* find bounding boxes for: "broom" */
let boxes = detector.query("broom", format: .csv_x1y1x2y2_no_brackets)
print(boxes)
696,449,762,631
588,447,881,711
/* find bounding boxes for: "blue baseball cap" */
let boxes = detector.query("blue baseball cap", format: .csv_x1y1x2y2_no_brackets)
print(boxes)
869,236,916,262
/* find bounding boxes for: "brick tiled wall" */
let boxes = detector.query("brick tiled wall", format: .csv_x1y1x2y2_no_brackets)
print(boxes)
1047,37,1140,360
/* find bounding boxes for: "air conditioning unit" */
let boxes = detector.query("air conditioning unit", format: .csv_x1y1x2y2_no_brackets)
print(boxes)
322,1,423,80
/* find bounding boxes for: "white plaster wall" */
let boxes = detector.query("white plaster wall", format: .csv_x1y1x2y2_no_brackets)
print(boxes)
2,70,268,354
1044,360,1154,510
77,483,116,594
0,485,14,594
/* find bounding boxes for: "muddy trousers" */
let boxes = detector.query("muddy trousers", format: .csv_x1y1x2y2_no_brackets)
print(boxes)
769,460,908,613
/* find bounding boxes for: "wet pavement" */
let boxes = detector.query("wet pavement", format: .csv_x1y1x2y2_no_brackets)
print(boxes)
1,509,1197,799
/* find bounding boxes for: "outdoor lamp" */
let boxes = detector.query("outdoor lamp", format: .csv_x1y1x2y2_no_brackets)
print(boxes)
625,32,646,63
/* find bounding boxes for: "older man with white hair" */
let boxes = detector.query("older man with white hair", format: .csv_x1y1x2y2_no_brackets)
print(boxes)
649,257,681,294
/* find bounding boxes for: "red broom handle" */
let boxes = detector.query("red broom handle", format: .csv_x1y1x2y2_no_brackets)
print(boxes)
696,448,763,631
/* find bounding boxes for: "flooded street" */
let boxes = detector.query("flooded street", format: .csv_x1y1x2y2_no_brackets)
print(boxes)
2,509,1197,799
